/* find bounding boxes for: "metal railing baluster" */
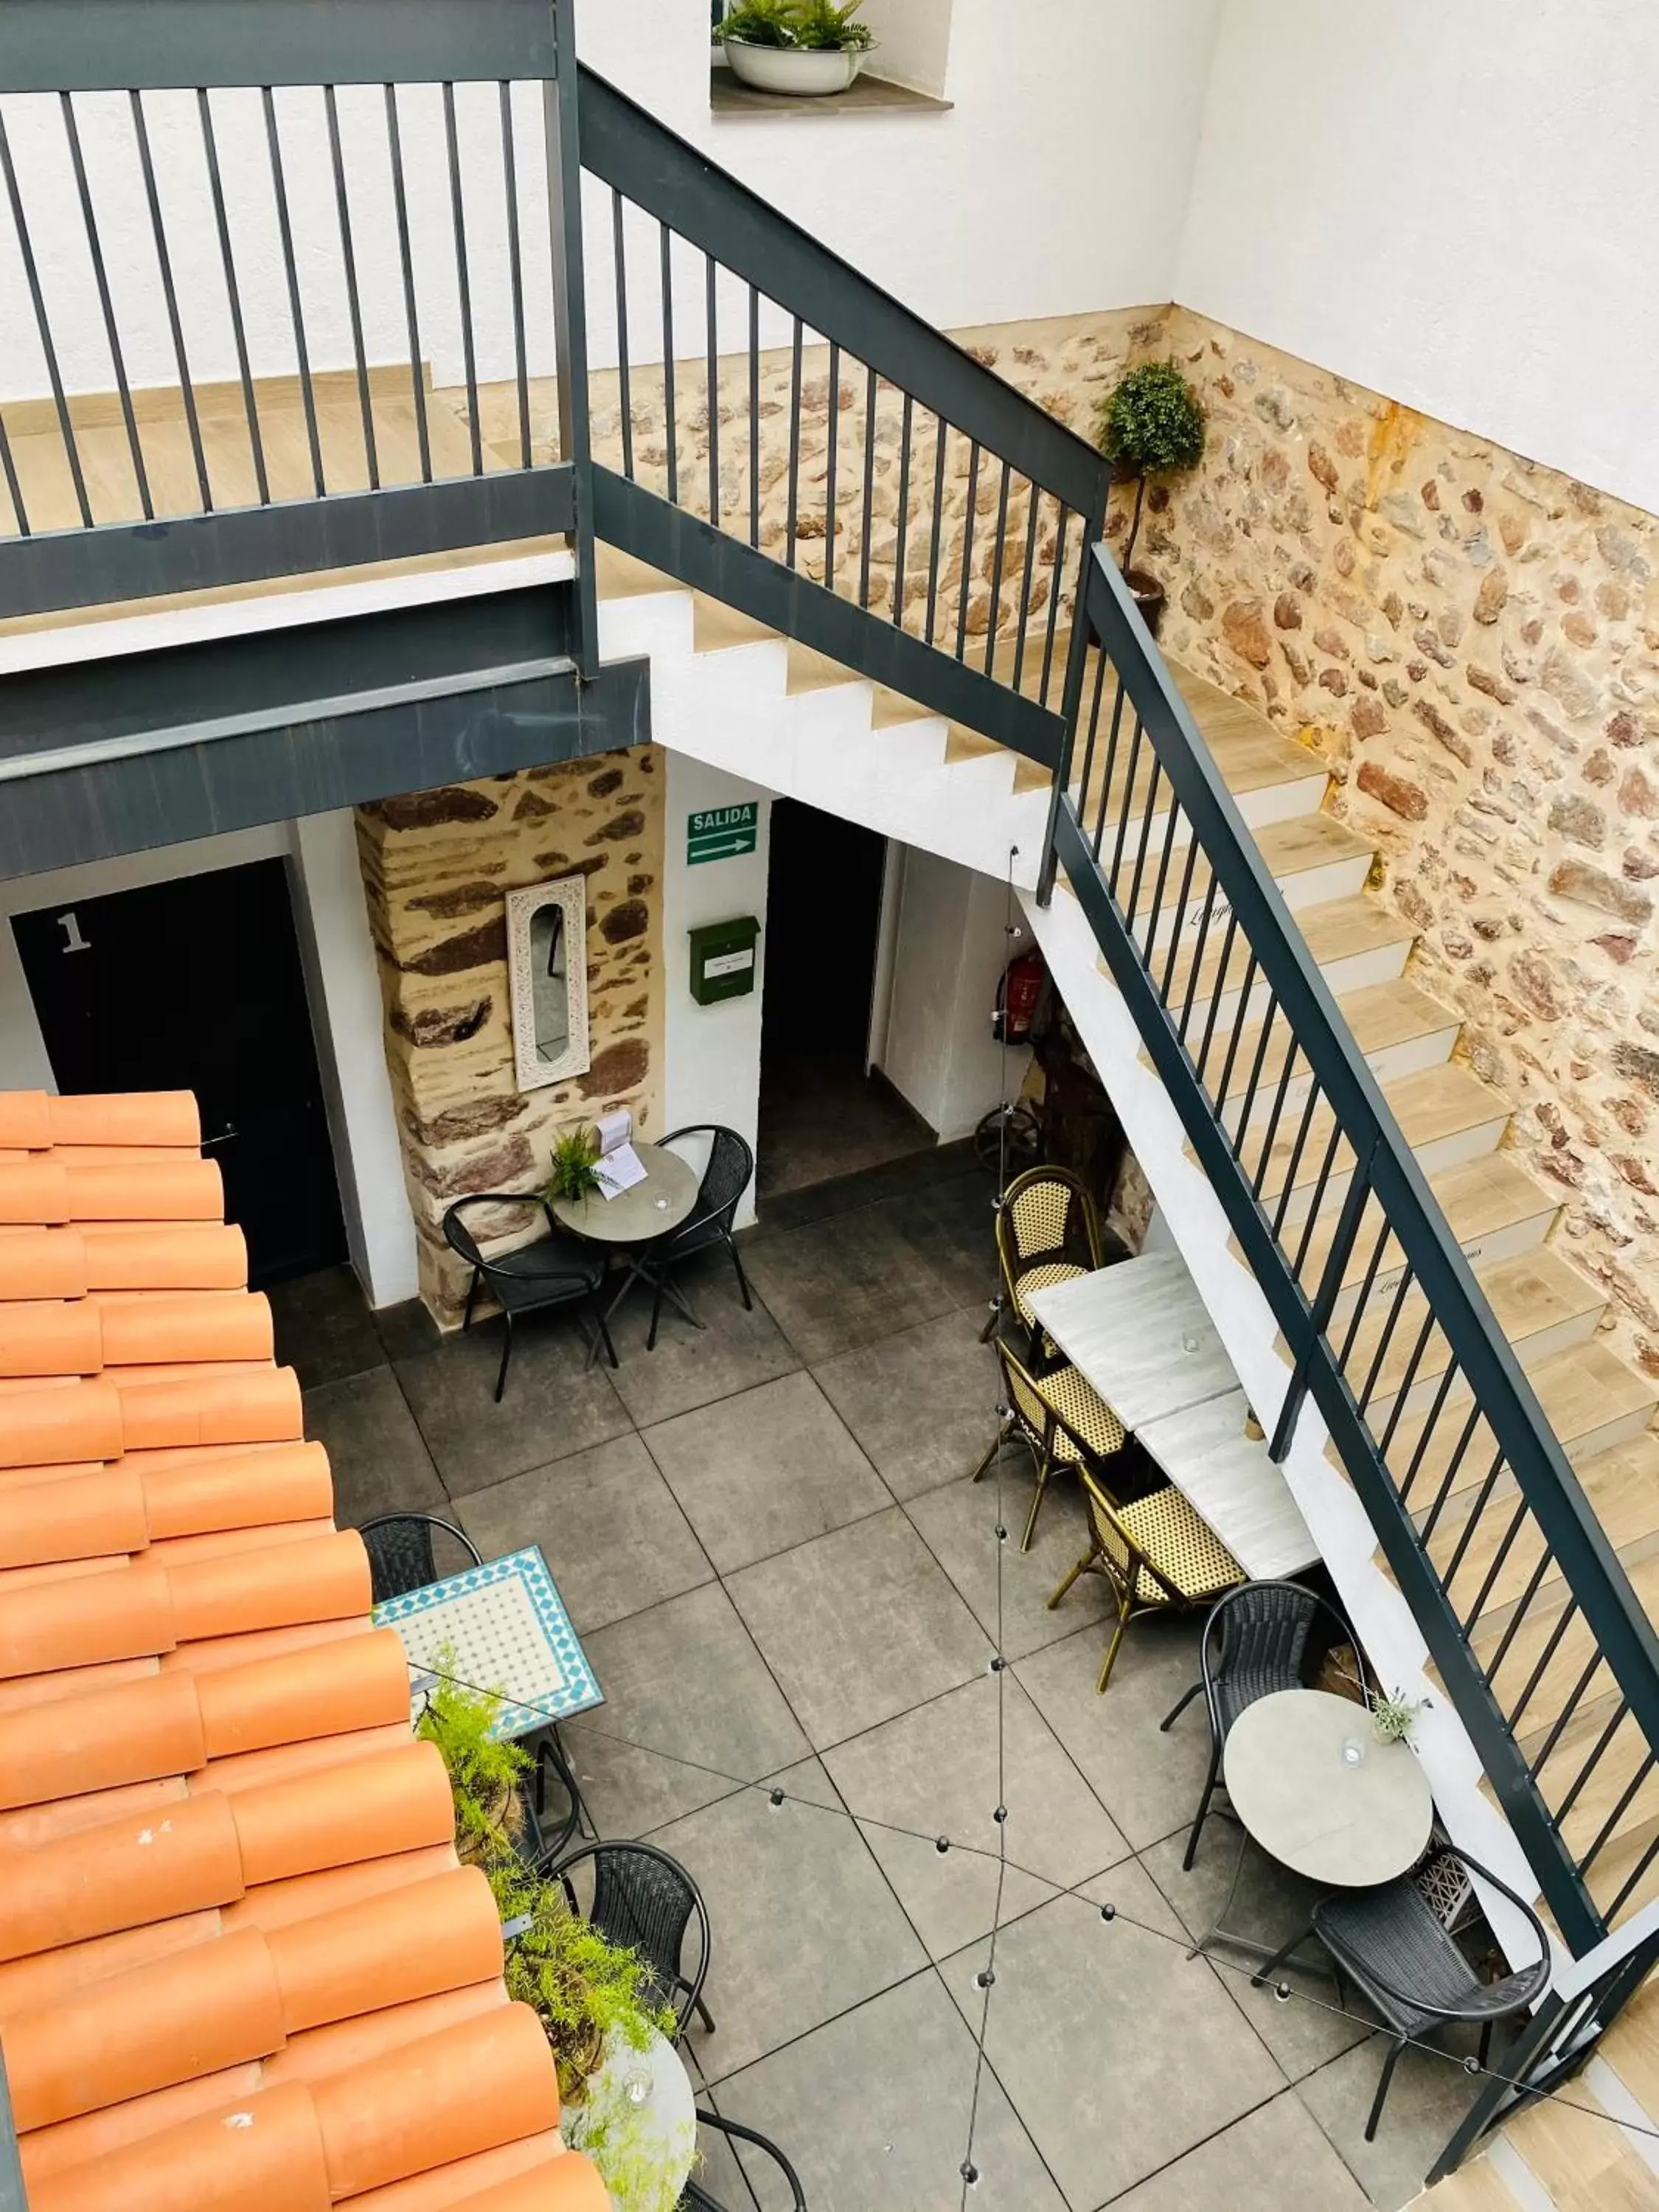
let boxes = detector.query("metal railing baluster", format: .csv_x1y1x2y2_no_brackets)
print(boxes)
955,439,978,659
661,224,678,505
611,189,633,478
261,86,325,498
706,254,720,528
198,86,268,505
982,460,1010,675
442,82,484,478
858,366,877,610
502,86,533,470
326,84,380,490
384,82,434,484
924,414,947,646
0,108,91,526
784,313,801,567
747,284,760,546
61,92,153,518
823,339,839,591
891,392,913,630
131,88,210,512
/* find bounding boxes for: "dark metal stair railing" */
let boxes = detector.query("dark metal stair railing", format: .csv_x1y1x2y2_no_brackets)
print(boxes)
574,63,1109,776
1042,546,1659,1965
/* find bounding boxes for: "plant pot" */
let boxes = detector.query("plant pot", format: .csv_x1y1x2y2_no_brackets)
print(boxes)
456,1778,524,1868
1124,566,1165,638
720,39,869,95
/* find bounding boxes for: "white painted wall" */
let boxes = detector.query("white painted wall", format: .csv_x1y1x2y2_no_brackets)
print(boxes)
1178,0,1659,513
856,0,953,100
0,818,417,1307
661,750,773,1229
880,844,1028,1142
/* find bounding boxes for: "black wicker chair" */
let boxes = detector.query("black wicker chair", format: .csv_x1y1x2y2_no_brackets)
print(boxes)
358,1513,482,1604
638,1127,755,1351
1161,1578,1358,1869
1251,1848,1551,2141
680,2110,807,2210
551,1840,714,2042
442,1192,618,1400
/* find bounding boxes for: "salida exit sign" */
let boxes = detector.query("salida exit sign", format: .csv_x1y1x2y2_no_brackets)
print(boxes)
686,803,758,865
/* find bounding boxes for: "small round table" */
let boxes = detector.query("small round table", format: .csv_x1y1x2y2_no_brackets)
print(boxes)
1197,1688,1433,1960
551,1142,701,1340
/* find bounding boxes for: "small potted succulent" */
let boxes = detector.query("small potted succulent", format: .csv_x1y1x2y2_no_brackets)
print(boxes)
716,0,875,97
546,1125,603,1206
1096,359,1206,636
1371,1688,1425,1747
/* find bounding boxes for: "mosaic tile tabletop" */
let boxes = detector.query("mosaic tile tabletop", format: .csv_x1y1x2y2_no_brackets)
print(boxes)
372,1544,603,1738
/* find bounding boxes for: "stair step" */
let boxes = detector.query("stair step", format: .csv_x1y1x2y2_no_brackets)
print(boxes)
1211,977,1463,1137
1141,891,1414,1034
1339,1248,1604,1432
1460,1549,1659,1753
1553,1707,1659,1872
1406,2157,1528,2211
1601,1974,1659,2135
1146,811,1375,936
1502,2090,1659,2211
871,685,937,730
594,543,681,602
786,640,863,695
1249,1061,1512,1224
1384,1342,1659,1520
1289,1155,1559,1328
692,593,779,654
1433,1434,1659,1649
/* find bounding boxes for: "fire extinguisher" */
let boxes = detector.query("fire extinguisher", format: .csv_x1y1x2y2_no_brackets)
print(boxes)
992,948,1048,1045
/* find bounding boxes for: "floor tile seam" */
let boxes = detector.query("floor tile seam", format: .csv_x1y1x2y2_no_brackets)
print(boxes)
637,1362,897,1503
898,1498,1140,1855
630,1423,899,1585
740,1161,985,1246
1005,1619,1189,1851
922,1952,1108,2212
612,1341,807,1431
689,1958,941,2091
1287,2042,1402,2205
358,1357,447,1496
1088,2080,1320,2211
293,1352,392,1391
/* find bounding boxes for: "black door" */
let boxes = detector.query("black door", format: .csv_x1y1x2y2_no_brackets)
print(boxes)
761,799,887,1062
13,858,347,1287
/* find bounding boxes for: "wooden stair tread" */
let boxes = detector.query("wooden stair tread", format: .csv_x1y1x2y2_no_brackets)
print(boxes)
1405,2157,1526,2211
1434,1433,1659,1641
594,543,681,600
1381,1341,1659,1507
1249,1062,1511,1203
1150,891,1413,1014
1503,2090,1659,2211
1201,976,1462,1103
1071,703,1321,827
1467,1550,1659,1744
1335,1248,1604,1413
1603,1972,1659,2129
1137,809,1374,924
1290,1154,1558,1306
871,685,938,729
786,640,863,694
691,594,779,653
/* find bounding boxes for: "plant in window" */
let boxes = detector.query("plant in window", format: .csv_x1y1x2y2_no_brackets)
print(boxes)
546,1125,603,1205
415,1658,531,1863
717,0,875,95
1095,360,1206,632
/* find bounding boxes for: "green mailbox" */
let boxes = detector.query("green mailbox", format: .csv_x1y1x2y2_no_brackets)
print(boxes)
688,916,762,1006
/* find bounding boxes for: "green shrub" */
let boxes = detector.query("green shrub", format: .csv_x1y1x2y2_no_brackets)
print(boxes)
717,0,874,51
1096,361,1206,570
546,1126,602,1204
415,1658,530,1860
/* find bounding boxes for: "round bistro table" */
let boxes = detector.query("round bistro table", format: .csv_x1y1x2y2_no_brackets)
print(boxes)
1194,1687,1434,1961
550,1141,701,1343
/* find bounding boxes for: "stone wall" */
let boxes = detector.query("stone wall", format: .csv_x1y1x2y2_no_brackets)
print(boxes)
355,749,664,1321
1134,307,1659,1377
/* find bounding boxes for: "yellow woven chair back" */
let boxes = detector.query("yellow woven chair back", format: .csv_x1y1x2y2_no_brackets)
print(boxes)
1001,1166,1102,1266
997,1338,1057,1453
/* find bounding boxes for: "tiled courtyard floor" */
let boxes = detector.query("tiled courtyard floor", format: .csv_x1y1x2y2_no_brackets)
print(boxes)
276,1149,1491,2212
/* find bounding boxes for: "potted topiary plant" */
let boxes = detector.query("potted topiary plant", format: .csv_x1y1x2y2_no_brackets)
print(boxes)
716,0,875,97
546,1125,603,1207
416,1660,532,1865
1096,359,1206,636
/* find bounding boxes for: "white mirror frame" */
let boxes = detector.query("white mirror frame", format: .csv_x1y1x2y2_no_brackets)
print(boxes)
505,874,591,1093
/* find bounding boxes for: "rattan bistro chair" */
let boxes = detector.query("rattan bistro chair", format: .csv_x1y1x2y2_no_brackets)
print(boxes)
984,1164,1103,1355
639,1126,756,1351
442,1192,617,1401
973,1338,1130,1552
1161,1579,1360,1871
1251,1848,1551,2143
358,1513,482,1604
680,2112,807,2211
551,1840,714,2043
1048,1467,1245,1694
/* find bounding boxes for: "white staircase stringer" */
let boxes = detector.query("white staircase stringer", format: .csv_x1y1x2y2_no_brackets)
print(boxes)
1020,880,1556,1976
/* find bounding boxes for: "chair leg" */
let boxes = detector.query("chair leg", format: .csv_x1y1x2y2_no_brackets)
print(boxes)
1365,2038,1406,2143
1161,1680,1203,1733
1478,2020,1494,2070
1182,1746,1223,1871
646,1272,666,1353
970,1416,1012,1483
1020,1450,1054,1554
494,1316,514,1403
1249,1919,1314,1990
978,1298,1002,1345
692,1994,716,2036
591,1295,619,1371
1048,1541,1094,1611
726,1235,754,1312
1095,1584,1134,1694
462,1268,481,1332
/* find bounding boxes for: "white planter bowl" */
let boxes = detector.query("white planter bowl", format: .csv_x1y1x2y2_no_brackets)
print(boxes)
720,40,869,96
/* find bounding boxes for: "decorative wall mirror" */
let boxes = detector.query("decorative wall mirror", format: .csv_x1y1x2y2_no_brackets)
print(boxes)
506,876,591,1092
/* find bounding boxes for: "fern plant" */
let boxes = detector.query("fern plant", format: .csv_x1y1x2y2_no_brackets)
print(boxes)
546,1125,602,1205
717,0,874,50
1096,360,1206,571
415,1658,531,1861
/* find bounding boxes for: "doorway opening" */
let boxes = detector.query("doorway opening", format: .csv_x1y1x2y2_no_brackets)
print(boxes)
756,799,932,1200
13,857,348,1289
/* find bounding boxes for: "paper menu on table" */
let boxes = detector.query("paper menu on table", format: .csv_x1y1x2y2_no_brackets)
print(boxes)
594,1142,647,1198
594,1107,633,1156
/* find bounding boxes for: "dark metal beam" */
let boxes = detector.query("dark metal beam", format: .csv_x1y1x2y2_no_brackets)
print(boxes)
594,467,1063,771
0,0,557,91
0,467,576,620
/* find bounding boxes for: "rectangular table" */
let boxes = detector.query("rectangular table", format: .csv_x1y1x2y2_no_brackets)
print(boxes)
372,1543,603,1739
1029,1252,1317,1579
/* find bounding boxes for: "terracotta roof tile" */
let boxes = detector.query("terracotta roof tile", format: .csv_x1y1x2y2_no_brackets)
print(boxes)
0,1090,600,2210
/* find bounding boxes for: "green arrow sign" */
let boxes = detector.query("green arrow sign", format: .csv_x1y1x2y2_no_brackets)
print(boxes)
687,802,759,865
